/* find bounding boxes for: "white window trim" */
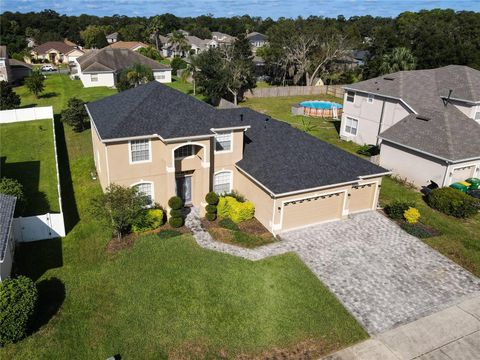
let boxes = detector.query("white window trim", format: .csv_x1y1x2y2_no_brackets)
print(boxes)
131,180,155,206
129,139,152,164
367,94,374,104
90,74,98,82
213,170,233,194
346,90,355,103
474,105,480,122
169,142,209,170
214,130,233,154
344,116,359,136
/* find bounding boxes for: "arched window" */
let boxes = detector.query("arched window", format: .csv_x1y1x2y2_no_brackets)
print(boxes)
213,172,232,194
134,182,153,205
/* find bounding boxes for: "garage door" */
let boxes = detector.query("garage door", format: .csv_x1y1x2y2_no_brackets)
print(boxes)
281,192,345,231
349,183,377,213
451,166,476,184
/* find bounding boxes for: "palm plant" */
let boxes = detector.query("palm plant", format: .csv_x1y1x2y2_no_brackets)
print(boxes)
168,30,191,56
180,56,199,95
380,47,416,74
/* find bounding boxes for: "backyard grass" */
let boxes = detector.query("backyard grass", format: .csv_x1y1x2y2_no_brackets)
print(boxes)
2,84,368,358
0,119,60,215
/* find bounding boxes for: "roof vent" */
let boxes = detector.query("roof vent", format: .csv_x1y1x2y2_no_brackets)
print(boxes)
416,115,430,121
383,76,395,81
442,89,453,106
240,113,243,122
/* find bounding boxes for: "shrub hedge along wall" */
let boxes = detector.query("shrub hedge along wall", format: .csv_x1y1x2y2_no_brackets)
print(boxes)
427,187,478,218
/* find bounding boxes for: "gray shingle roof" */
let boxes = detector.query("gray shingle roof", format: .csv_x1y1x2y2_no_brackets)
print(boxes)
87,82,387,194
346,65,480,161
32,41,75,55
77,48,170,73
0,194,16,262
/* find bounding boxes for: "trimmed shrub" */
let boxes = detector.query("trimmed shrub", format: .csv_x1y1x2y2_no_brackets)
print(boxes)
169,216,184,228
132,208,164,233
0,177,26,216
427,187,479,218
168,196,183,210
169,209,182,218
403,207,420,224
205,192,219,205
205,205,217,214
0,276,38,346
223,190,245,203
400,223,435,239
219,217,239,231
217,196,255,223
206,212,217,221
384,200,415,220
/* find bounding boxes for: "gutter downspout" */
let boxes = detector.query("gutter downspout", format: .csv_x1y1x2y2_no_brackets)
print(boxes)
376,99,386,146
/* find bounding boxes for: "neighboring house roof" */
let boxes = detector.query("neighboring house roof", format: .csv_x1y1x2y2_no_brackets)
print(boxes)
0,45,7,58
64,38,77,47
0,194,16,262
87,82,387,194
185,36,208,48
211,31,236,43
9,59,32,69
32,41,75,55
246,32,267,42
76,48,170,73
106,41,148,50
106,32,119,40
346,65,480,161
351,50,369,62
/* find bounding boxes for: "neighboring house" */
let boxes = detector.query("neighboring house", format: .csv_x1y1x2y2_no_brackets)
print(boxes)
86,82,388,234
340,65,480,188
30,40,85,64
26,37,36,48
106,32,119,44
73,48,172,87
0,194,16,281
253,56,266,77
334,50,370,71
0,46,32,83
211,31,236,46
106,41,148,52
246,32,268,53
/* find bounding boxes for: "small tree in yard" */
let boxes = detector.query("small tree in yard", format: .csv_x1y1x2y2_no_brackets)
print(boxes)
61,97,89,132
0,81,21,110
24,70,45,98
117,63,154,92
0,177,26,216
90,184,147,240
0,276,38,346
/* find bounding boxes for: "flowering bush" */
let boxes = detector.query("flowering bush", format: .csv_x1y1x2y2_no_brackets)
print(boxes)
404,207,420,224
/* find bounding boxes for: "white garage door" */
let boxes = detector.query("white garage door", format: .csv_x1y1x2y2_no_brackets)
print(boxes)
451,166,476,184
281,192,345,231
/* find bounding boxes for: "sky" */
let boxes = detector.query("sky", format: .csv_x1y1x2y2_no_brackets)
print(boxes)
2,0,479,19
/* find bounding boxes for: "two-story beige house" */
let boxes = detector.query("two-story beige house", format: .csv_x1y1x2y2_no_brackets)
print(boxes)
340,65,480,188
87,82,389,234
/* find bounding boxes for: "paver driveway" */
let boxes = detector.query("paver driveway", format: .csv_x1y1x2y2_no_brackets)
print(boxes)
279,211,480,334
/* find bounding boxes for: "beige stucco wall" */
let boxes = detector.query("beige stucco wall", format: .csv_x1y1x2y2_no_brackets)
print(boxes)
341,91,411,145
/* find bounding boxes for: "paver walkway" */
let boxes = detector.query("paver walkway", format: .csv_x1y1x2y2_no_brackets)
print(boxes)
324,294,480,360
185,208,480,334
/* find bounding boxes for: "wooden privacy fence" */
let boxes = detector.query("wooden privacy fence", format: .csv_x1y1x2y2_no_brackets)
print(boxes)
245,85,345,99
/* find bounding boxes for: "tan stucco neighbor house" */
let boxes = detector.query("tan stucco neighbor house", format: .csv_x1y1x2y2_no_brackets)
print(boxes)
73,48,172,88
30,40,85,64
86,82,389,234
340,65,480,188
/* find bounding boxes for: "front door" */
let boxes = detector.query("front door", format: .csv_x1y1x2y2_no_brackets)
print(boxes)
176,176,192,205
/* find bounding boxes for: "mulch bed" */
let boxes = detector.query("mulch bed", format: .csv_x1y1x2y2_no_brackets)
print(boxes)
106,223,190,253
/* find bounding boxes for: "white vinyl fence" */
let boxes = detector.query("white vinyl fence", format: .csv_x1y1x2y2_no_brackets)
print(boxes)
0,106,66,242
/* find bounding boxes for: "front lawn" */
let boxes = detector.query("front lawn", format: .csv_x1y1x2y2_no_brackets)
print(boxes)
1,91,367,358
0,119,60,215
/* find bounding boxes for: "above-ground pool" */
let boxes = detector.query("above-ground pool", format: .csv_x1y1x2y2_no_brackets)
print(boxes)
292,100,343,118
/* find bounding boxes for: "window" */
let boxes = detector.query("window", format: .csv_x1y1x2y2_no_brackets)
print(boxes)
346,91,355,103
134,183,153,205
175,145,195,159
155,73,166,80
475,107,480,122
130,139,150,163
215,131,232,152
214,172,232,194
344,117,358,135
90,74,98,82
367,94,374,103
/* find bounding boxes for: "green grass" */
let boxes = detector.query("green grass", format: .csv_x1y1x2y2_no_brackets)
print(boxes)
2,80,367,358
0,119,59,215
241,95,362,154
14,73,117,113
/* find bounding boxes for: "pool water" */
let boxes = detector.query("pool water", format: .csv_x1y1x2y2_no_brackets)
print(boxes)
300,101,343,109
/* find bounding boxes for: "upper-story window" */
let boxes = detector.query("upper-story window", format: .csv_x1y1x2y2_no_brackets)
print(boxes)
344,117,358,135
215,131,232,152
90,74,98,82
346,91,355,103
367,94,374,103
130,139,150,163
175,145,195,159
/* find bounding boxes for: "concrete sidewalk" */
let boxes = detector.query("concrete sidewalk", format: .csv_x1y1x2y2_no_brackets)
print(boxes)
324,294,480,360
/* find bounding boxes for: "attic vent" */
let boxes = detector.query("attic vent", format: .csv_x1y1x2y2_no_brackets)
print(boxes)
416,115,430,121
383,76,395,81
